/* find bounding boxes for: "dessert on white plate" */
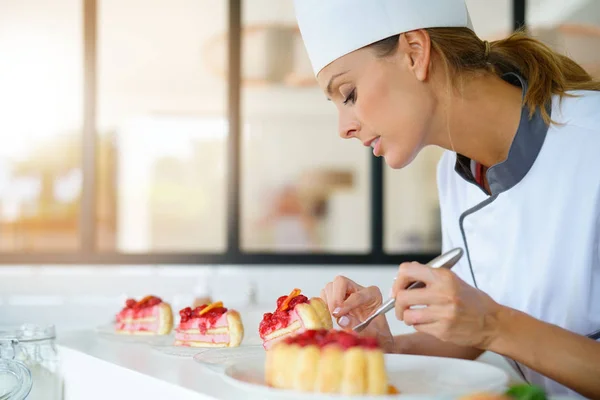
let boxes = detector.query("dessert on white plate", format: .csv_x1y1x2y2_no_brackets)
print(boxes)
174,301,244,348
258,288,332,350
115,295,173,335
266,329,396,395
221,348,511,398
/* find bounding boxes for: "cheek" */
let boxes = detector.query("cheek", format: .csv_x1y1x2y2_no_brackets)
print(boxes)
358,77,431,142
355,79,397,132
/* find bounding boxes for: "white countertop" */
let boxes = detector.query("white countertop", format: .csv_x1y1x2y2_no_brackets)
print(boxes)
58,330,245,400
57,328,532,400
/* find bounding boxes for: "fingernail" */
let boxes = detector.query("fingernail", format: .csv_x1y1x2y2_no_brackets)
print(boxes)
388,288,393,298
332,307,341,316
338,316,350,327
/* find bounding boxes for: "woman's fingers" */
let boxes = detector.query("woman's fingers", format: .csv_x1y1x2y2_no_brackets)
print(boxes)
336,312,362,329
336,289,372,316
321,276,362,315
393,288,448,321
392,262,438,295
330,276,362,315
392,262,457,298
322,281,336,314
402,305,442,326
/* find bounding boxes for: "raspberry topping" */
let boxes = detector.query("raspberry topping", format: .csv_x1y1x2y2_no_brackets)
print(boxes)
259,292,309,338
178,304,228,324
283,329,380,350
123,296,162,310
275,295,287,310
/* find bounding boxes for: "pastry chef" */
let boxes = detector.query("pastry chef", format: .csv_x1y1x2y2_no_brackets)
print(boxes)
293,0,600,398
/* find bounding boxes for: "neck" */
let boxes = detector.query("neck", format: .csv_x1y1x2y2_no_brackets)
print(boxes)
432,73,523,167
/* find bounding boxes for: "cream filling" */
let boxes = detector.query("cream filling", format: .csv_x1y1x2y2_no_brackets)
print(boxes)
262,328,306,350
116,320,159,333
177,326,228,335
118,317,157,323
178,313,228,331
175,332,230,344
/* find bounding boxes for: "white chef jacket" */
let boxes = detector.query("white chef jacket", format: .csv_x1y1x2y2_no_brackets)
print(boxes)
437,72,600,397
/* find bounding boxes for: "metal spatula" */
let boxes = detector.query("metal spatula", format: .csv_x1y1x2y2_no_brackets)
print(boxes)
352,248,464,333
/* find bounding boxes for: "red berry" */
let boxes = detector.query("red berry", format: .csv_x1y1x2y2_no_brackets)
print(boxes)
179,307,191,318
305,329,317,339
125,299,136,308
337,332,359,349
276,295,287,309
288,295,308,309
148,297,161,307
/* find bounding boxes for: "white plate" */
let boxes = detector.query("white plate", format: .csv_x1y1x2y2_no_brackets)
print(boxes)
95,324,173,345
151,342,212,357
193,343,265,372
220,353,509,399
152,336,262,358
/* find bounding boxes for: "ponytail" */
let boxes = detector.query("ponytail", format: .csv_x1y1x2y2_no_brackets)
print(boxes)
370,28,600,125
484,29,600,122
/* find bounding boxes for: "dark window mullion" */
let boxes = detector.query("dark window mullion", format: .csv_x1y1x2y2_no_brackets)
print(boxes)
82,0,98,253
0,252,436,265
371,156,385,261
227,0,242,256
513,0,526,31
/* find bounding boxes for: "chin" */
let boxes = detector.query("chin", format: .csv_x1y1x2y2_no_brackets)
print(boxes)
383,154,413,169
382,145,422,169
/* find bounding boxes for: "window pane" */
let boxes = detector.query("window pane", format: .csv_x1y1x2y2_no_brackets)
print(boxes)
0,0,83,251
97,0,227,252
384,148,444,254
240,0,371,253
384,1,512,254
527,0,600,78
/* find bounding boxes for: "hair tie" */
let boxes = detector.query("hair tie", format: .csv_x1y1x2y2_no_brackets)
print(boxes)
483,40,491,60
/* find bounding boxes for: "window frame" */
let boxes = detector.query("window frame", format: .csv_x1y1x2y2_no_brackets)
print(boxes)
0,0,526,265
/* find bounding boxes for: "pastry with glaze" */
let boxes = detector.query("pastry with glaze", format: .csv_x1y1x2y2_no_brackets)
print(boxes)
174,301,244,347
266,329,396,395
259,288,332,350
115,295,173,335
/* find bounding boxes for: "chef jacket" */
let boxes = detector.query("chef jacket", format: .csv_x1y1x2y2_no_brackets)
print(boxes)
437,72,600,397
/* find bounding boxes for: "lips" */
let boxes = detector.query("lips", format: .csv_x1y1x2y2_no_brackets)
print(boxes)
363,136,380,147
370,137,380,149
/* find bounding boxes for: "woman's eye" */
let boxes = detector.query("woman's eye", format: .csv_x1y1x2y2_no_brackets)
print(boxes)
343,88,356,105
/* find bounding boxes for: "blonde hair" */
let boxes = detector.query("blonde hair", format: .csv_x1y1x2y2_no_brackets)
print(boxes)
370,28,600,124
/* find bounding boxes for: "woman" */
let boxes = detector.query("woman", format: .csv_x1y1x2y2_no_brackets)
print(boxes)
293,0,600,398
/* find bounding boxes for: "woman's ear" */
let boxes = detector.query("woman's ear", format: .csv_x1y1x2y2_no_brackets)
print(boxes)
397,29,432,82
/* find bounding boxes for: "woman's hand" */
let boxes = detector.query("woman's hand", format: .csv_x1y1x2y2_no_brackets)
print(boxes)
391,263,600,398
391,262,503,349
321,276,394,352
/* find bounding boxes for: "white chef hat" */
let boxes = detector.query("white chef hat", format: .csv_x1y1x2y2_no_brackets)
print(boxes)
294,0,474,76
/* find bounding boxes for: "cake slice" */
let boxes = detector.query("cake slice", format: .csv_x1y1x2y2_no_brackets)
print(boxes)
266,329,396,395
174,301,244,347
259,288,332,350
115,295,173,335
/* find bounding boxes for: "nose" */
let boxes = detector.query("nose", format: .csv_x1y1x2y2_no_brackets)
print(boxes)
338,111,360,140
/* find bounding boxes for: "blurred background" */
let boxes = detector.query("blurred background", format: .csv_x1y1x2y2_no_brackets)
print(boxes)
0,0,599,329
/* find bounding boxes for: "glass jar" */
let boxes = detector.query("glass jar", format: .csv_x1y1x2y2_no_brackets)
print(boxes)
0,324,63,400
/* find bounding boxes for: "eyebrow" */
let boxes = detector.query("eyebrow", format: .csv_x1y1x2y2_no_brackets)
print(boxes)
326,70,349,99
